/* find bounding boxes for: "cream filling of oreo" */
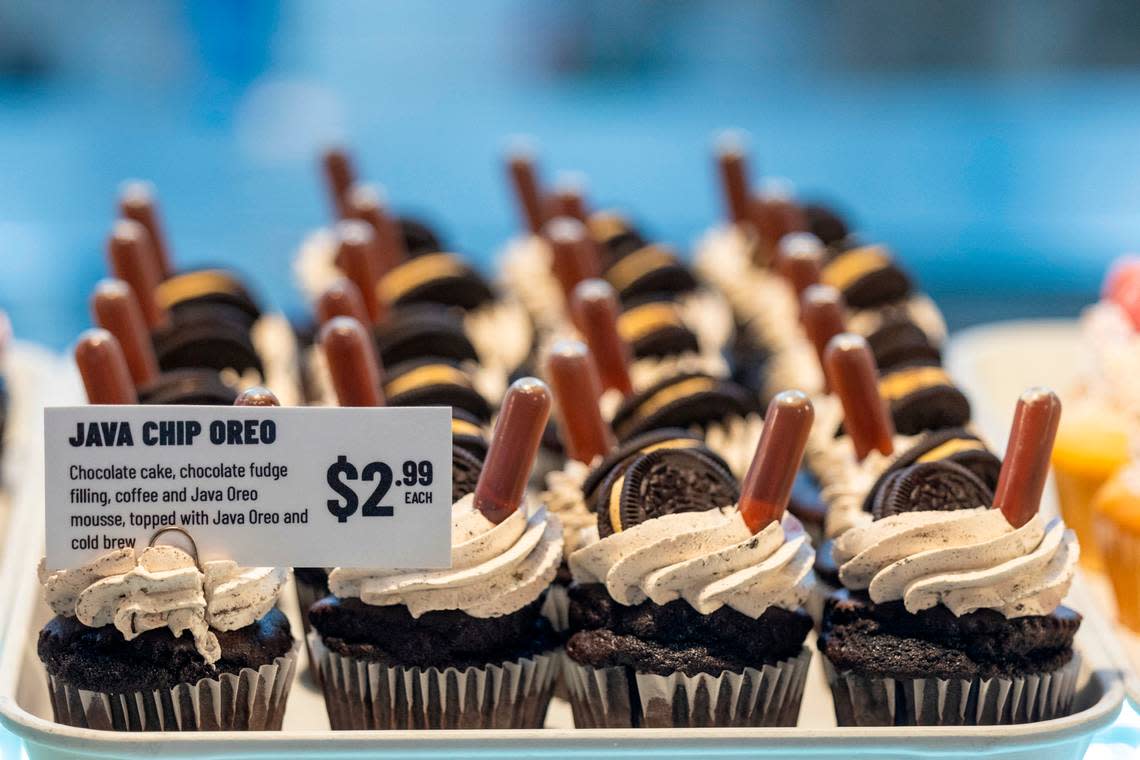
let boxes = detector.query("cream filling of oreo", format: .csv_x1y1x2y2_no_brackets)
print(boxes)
569,508,814,618
329,493,563,618
38,546,286,664
833,508,1078,618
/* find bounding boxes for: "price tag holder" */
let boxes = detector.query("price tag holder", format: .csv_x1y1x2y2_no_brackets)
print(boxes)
44,405,452,570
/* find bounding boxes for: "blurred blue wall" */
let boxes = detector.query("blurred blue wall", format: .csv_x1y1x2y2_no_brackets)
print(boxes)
2,0,1139,347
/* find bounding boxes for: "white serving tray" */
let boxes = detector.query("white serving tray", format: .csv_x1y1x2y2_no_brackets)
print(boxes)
947,318,1140,710
0,322,1127,759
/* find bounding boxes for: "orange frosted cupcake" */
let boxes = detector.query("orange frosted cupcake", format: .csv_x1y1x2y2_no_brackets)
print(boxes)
1093,464,1140,631
1051,403,1129,570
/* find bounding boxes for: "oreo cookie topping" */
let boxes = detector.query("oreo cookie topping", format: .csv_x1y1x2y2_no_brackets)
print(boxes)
610,373,759,441
860,428,1001,514
378,252,495,311
821,245,912,309
865,319,941,371
596,448,739,537
138,368,240,406
618,301,701,360
880,364,971,436
603,243,698,301
803,203,850,248
871,461,994,520
397,217,443,258
376,305,480,368
451,444,484,502
580,428,705,504
383,358,491,423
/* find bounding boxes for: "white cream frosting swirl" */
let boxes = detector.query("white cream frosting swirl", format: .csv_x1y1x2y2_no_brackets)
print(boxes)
833,507,1078,618
39,546,287,664
329,494,563,618
569,507,814,618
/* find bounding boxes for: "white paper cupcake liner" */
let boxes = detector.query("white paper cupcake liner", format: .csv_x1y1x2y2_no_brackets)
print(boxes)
309,632,558,729
807,576,839,629
46,650,296,731
294,573,330,676
564,646,811,728
822,652,1082,726
540,583,571,633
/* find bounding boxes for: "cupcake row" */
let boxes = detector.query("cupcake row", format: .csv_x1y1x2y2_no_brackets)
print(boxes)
33,136,1084,732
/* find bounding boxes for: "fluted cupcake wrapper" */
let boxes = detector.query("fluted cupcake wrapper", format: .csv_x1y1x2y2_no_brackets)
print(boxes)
46,650,297,732
294,574,330,676
822,653,1082,726
540,584,571,633
564,646,812,728
309,632,558,730
807,577,839,629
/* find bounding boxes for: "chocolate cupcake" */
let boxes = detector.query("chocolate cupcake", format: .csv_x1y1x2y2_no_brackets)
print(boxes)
43,344,295,732
564,391,817,728
310,379,562,729
819,389,1083,726
300,318,490,672
38,544,294,732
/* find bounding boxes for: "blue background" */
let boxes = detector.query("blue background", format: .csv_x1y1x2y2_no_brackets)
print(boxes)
2,0,1140,348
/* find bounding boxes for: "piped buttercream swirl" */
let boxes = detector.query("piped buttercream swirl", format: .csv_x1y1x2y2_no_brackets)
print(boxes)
329,493,563,618
39,546,287,664
569,507,814,618
833,507,1078,618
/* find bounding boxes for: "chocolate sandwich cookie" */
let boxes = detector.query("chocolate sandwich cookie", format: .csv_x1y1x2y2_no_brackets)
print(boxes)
451,409,489,460
602,243,698,302
378,253,495,312
594,447,740,538
871,460,995,520
860,428,1002,514
879,364,971,436
452,443,484,502
610,373,759,441
138,368,240,406
151,303,264,378
586,212,646,265
820,245,912,310
864,319,941,371
579,428,706,505
383,358,492,423
156,268,263,324
617,301,701,360
803,203,850,248
397,217,443,258
375,305,480,369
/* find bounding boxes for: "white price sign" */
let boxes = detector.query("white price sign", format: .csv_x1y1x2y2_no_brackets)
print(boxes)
44,405,452,570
